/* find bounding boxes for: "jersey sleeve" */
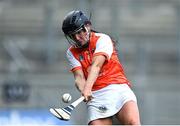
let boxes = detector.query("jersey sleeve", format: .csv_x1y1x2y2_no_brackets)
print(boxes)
94,34,113,60
66,49,81,72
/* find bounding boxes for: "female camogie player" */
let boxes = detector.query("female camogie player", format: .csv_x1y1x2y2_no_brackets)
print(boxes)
62,10,141,125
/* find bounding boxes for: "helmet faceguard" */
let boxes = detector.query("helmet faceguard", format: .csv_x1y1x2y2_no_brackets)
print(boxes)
62,10,91,48
65,25,90,48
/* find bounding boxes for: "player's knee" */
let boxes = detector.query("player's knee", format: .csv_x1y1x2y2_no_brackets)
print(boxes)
89,118,112,125
126,117,141,125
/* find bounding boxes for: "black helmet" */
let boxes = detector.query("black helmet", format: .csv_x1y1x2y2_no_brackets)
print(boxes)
62,10,91,48
62,10,91,35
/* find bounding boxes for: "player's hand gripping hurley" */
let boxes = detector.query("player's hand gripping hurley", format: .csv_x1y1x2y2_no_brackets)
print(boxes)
49,96,84,120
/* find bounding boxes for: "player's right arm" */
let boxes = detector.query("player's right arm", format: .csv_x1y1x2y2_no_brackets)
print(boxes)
73,69,86,93
66,49,85,93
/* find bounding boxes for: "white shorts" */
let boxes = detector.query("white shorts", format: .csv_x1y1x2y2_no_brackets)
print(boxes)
87,84,137,124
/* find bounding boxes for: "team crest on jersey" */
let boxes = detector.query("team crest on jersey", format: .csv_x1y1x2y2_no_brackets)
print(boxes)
79,55,84,61
91,48,95,53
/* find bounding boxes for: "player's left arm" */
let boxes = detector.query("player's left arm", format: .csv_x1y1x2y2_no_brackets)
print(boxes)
82,34,113,101
82,55,106,101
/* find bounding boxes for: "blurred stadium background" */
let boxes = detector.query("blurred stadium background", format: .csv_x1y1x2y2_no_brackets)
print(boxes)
0,0,180,125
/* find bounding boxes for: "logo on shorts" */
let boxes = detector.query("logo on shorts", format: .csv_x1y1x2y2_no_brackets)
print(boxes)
98,105,107,113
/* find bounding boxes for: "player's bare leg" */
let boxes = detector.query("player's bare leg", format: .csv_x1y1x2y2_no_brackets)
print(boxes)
89,117,112,125
116,100,141,125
